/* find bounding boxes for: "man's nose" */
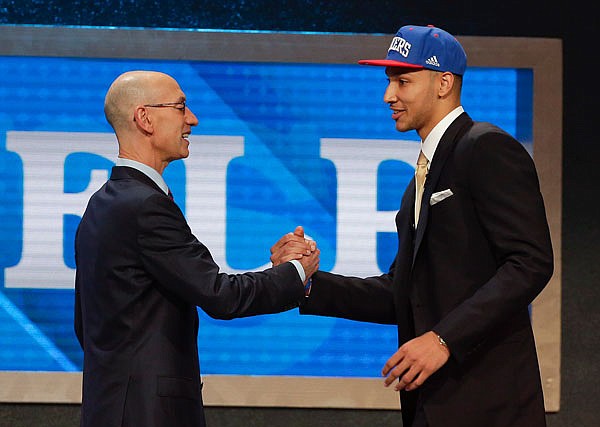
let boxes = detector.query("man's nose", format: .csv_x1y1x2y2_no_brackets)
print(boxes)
185,107,199,126
383,84,396,104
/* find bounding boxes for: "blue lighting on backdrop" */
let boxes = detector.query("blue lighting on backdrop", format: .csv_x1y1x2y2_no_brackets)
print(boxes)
0,55,531,376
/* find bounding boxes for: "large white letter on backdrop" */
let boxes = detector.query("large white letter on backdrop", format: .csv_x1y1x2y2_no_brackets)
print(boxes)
320,138,418,276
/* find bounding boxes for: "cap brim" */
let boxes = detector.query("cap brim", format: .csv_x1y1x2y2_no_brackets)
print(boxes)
358,59,425,69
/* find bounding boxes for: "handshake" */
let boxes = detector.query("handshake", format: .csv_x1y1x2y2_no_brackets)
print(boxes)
270,226,320,286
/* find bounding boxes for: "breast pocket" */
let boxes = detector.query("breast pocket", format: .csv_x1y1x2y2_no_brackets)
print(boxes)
429,188,454,206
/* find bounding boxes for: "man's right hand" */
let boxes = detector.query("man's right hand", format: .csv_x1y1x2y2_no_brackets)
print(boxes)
270,226,316,266
270,226,319,283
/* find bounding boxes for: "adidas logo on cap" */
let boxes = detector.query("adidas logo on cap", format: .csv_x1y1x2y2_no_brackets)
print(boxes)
425,55,441,68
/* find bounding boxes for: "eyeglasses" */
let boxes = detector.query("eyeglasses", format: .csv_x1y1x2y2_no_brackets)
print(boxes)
143,101,186,113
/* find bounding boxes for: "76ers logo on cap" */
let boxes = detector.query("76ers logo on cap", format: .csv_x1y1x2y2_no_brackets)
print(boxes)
388,37,412,58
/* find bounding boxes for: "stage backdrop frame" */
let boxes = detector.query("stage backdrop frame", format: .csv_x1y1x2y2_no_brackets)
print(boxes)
0,24,562,412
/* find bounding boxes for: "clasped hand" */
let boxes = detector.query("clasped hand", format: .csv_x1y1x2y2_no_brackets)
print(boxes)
270,226,319,284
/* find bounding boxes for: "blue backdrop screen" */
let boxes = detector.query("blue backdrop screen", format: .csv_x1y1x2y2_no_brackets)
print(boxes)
0,56,532,376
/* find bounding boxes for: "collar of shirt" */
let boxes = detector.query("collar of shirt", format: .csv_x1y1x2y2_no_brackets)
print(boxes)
420,105,464,169
115,157,170,196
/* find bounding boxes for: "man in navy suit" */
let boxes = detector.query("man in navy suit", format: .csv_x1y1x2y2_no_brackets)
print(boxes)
272,25,553,426
74,70,319,427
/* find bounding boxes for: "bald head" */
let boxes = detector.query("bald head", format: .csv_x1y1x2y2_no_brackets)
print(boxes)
104,71,178,134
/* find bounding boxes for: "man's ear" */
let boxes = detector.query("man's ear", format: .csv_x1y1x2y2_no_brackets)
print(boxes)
438,71,455,98
133,105,153,134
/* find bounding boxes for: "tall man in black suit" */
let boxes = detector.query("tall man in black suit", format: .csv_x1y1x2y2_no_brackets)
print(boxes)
272,25,553,427
74,70,319,427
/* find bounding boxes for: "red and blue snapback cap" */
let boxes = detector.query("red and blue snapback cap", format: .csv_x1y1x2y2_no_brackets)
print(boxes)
359,25,467,76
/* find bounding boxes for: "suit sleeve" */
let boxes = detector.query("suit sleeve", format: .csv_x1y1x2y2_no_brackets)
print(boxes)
300,268,397,325
136,194,305,319
433,131,554,361
74,226,84,348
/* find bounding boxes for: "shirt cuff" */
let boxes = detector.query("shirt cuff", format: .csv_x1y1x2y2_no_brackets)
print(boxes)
289,259,306,283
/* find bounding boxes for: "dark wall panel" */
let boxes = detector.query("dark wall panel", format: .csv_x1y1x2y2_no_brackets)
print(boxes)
0,1,597,427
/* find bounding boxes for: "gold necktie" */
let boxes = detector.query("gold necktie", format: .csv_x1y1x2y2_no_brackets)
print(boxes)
415,151,428,227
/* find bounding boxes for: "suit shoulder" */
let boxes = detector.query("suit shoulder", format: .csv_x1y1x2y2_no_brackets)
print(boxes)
466,121,512,141
83,179,172,224
105,177,167,206
458,121,526,155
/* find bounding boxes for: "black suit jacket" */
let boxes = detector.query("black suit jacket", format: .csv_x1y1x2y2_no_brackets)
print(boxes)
75,166,304,427
301,113,553,427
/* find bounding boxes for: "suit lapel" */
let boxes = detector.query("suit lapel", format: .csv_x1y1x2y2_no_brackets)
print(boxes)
412,113,473,267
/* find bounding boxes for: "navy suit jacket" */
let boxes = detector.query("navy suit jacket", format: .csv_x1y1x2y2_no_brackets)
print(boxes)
75,166,304,427
301,113,553,427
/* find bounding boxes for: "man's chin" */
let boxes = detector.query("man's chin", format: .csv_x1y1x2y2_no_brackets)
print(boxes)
167,152,189,163
179,145,190,158
395,122,410,133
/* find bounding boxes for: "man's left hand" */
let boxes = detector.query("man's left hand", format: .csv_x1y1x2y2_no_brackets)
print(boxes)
382,331,450,392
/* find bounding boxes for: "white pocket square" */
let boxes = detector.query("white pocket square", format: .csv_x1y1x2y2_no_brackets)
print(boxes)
430,189,454,206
